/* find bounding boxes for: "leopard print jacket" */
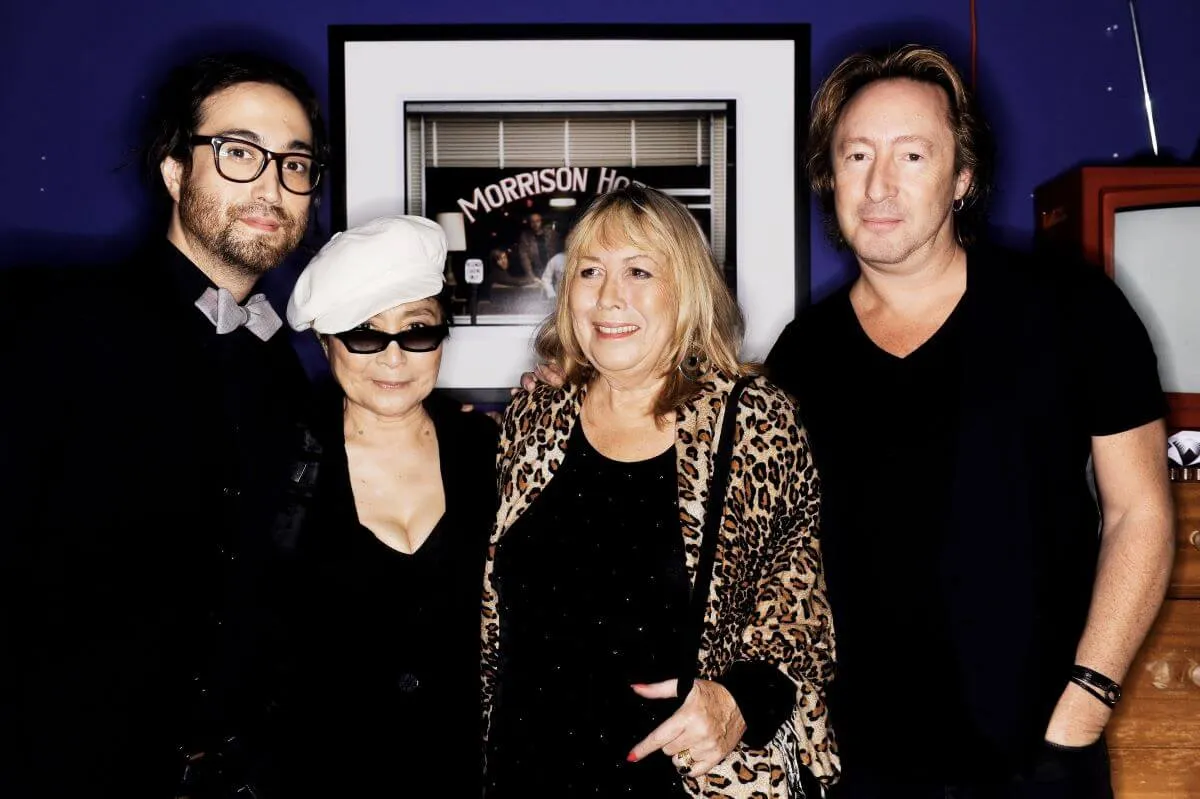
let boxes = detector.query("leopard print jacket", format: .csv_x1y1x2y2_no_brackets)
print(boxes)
481,372,839,797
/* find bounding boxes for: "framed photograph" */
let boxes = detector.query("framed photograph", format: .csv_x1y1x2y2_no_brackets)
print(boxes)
330,24,810,403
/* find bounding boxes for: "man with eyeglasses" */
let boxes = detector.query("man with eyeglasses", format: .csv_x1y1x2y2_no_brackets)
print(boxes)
0,52,327,798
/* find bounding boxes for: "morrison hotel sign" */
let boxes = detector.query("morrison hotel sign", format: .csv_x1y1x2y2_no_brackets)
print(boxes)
453,166,634,223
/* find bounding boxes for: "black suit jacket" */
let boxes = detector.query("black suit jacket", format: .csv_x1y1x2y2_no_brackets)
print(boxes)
264,387,497,797
0,243,313,798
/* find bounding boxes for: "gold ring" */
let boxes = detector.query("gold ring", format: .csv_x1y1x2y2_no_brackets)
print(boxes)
675,748,695,773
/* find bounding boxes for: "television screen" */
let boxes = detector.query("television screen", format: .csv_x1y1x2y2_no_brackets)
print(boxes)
1034,165,1200,428
1112,205,1200,396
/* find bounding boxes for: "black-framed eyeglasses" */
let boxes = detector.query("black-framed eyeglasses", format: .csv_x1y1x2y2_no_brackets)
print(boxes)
190,135,323,195
331,324,450,354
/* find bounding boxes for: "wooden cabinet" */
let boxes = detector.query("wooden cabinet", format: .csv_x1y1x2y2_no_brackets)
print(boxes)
1109,480,1200,797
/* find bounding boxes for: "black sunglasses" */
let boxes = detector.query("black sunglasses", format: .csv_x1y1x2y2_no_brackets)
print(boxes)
331,324,450,354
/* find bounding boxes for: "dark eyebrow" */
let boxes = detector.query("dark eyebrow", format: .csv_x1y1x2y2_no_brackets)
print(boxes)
214,129,314,154
217,129,263,144
396,304,439,321
366,301,442,326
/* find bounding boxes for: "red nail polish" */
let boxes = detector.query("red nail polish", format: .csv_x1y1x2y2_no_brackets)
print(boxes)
626,752,638,762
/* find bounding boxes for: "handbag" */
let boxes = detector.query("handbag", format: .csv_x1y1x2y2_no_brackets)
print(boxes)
677,375,824,799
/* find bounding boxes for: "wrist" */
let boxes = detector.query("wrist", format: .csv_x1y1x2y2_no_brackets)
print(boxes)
1044,682,1112,746
712,661,792,747
1069,664,1123,708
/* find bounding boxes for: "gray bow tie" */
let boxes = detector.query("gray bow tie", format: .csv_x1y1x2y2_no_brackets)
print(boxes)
195,287,283,341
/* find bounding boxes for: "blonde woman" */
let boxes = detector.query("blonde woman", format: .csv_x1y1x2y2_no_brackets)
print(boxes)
482,185,838,798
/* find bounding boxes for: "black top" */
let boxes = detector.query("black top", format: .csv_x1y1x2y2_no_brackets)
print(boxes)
774,273,972,777
487,423,690,798
0,242,312,797
271,391,497,797
766,248,1166,783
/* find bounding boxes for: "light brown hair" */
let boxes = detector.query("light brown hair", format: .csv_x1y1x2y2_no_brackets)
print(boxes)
807,44,993,247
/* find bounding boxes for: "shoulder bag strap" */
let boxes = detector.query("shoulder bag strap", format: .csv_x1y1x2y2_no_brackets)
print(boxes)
677,374,756,698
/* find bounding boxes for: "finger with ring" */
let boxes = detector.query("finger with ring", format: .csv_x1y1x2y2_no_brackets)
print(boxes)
674,748,695,774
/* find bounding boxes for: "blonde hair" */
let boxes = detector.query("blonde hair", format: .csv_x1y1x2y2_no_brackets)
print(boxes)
535,184,746,418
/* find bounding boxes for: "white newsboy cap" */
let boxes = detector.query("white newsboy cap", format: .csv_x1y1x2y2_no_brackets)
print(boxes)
287,215,447,334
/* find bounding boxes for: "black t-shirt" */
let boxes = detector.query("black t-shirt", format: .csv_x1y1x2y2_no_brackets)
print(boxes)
788,280,973,776
487,422,691,798
766,248,1166,783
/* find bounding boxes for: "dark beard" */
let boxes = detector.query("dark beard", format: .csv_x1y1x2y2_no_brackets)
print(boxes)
178,178,306,277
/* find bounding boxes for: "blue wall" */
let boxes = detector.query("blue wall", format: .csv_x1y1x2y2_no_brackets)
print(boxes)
3,0,1196,305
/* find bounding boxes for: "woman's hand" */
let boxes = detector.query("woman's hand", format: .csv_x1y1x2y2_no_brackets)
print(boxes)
626,678,746,777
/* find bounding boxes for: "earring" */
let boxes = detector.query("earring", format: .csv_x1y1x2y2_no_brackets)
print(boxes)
678,350,710,381
952,197,965,212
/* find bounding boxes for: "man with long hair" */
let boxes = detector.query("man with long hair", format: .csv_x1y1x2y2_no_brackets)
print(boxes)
767,44,1173,797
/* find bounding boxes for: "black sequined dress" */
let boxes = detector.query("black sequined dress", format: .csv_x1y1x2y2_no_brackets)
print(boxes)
486,422,691,797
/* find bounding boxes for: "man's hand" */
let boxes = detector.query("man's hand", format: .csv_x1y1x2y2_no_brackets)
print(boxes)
517,362,566,394
1043,681,1112,747
1044,419,1174,748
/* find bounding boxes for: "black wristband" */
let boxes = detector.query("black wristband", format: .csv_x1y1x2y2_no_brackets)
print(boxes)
1069,665,1122,708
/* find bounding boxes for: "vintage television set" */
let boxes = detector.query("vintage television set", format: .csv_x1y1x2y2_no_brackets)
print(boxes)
1034,165,1200,430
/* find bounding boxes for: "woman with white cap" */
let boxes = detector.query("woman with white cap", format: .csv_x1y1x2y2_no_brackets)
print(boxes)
268,215,497,796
